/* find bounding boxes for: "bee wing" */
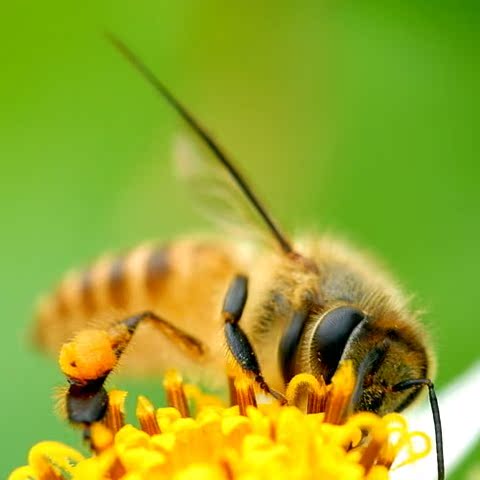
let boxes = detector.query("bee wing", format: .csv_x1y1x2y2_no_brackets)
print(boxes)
173,133,276,246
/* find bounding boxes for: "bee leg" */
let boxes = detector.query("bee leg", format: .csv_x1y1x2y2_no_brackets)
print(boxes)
66,377,110,438
63,311,207,434
117,310,207,360
222,275,286,403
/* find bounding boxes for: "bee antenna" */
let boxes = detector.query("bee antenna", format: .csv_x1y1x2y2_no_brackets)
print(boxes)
392,379,444,480
105,32,294,255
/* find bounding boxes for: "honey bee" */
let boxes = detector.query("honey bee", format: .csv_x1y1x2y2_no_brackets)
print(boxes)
33,34,443,479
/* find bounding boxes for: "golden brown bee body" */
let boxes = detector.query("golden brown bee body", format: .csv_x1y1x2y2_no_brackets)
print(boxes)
35,234,432,414
36,239,246,382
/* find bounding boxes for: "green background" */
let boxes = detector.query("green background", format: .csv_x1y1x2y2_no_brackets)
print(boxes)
1,1,478,477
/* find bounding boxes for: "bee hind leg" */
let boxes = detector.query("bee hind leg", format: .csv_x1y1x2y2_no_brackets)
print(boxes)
118,310,207,360
62,311,208,439
222,275,286,403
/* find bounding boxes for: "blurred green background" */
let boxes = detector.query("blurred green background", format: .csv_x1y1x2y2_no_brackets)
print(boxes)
1,1,478,477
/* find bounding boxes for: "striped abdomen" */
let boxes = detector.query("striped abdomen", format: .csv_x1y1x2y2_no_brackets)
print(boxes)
34,239,246,375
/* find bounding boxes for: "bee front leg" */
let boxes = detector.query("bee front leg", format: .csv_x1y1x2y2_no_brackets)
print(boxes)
222,275,286,402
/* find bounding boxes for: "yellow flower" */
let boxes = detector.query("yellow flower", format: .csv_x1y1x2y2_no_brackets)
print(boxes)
9,362,430,480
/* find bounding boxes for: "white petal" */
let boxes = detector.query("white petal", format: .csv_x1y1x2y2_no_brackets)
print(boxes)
391,361,480,480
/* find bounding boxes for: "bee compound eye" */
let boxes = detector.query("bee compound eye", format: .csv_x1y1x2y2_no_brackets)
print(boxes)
313,306,366,381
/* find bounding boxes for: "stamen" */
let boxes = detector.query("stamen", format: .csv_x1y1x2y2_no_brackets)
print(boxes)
103,390,127,433
136,395,161,435
228,371,238,407
233,375,257,415
378,413,432,470
398,431,431,468
285,373,327,413
163,370,190,417
90,423,114,454
11,370,434,480
28,441,84,480
155,407,182,432
8,466,36,480
324,361,356,424
226,361,245,406
73,449,121,479
377,414,409,468
359,420,388,472
184,383,225,411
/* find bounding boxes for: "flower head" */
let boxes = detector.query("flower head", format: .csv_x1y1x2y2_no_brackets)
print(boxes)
9,362,430,480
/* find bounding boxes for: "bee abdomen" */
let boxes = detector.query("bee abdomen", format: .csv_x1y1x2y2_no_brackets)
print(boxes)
34,244,170,350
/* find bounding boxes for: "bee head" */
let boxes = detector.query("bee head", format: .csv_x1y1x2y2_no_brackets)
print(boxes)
308,305,431,415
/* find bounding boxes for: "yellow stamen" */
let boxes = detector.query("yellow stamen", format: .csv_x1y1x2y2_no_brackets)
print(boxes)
71,449,119,479
285,373,328,413
103,389,127,433
226,361,246,406
377,413,408,468
164,369,190,417
233,375,257,415
398,431,431,468
324,360,356,424
156,406,182,433
8,441,85,480
136,395,161,435
358,417,389,472
228,371,238,406
90,422,114,454
379,413,432,470
184,383,225,410
10,370,433,480
8,466,36,480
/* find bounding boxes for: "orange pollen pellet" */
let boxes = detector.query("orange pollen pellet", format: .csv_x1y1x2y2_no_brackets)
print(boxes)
59,329,117,380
